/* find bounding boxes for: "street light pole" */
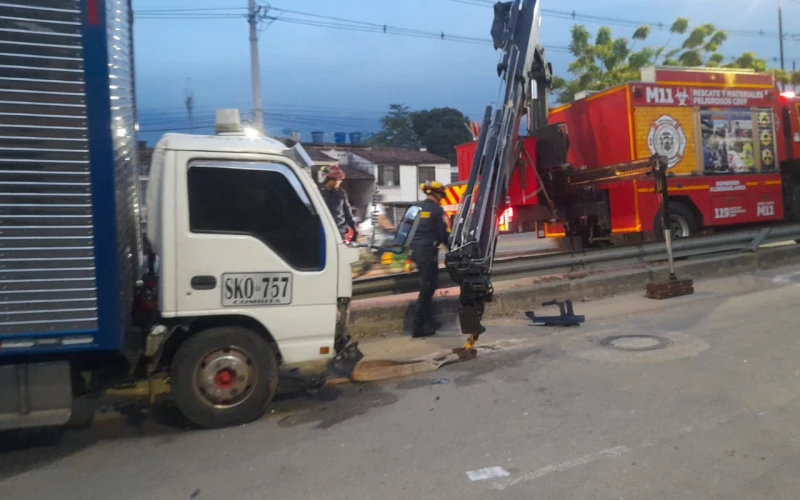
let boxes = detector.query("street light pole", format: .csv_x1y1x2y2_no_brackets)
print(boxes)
248,0,264,132
779,0,786,70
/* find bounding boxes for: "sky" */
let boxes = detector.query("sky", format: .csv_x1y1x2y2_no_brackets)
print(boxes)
131,0,799,146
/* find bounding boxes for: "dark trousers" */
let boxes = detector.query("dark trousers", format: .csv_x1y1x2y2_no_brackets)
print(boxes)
411,245,439,330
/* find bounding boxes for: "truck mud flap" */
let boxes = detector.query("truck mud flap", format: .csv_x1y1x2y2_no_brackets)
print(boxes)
0,361,72,430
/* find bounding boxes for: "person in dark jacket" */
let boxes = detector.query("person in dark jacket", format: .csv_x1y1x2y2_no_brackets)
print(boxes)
409,180,449,338
320,165,357,241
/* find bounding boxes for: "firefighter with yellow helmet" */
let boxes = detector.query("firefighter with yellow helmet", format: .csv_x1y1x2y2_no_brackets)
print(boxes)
409,180,449,338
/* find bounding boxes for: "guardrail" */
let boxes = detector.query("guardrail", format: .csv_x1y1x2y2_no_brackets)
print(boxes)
353,224,800,298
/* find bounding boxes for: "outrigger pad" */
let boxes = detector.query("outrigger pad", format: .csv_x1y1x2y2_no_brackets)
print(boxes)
525,299,585,327
645,278,694,300
327,342,365,380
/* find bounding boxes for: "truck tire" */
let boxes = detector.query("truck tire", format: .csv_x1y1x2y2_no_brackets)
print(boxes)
654,202,698,240
170,326,279,429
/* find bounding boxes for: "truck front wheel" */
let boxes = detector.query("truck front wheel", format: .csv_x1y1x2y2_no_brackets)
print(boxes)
170,326,278,429
654,201,698,240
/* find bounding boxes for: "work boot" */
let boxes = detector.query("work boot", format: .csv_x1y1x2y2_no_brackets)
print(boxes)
412,325,436,338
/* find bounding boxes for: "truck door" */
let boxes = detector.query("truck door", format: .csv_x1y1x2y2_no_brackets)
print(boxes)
174,158,338,363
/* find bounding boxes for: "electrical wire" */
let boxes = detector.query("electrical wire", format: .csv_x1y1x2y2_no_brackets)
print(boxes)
134,4,798,62
446,0,796,40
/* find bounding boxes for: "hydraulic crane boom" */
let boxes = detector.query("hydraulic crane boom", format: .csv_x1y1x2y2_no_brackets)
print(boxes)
444,1,669,347
445,0,550,343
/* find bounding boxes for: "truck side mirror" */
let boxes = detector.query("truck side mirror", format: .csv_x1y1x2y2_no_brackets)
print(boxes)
391,206,421,249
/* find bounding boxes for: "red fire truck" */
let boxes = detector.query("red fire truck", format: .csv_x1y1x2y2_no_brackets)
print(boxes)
446,66,800,245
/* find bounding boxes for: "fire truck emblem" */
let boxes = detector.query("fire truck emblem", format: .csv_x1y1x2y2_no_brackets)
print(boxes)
647,115,687,168
675,88,689,106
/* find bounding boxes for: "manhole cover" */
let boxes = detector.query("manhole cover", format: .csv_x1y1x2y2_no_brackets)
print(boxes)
599,335,673,352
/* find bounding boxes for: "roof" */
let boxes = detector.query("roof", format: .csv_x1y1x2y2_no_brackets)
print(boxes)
157,132,290,155
351,148,449,165
340,164,374,180
305,148,338,163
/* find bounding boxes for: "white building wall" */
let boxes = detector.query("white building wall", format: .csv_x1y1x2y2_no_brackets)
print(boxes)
412,164,453,201
399,164,419,202
333,152,452,205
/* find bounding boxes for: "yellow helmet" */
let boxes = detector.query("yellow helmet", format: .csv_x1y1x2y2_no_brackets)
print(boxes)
420,180,445,196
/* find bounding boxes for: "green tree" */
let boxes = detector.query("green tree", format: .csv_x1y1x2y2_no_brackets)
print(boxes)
791,71,800,90
409,107,472,163
368,104,420,149
553,18,768,104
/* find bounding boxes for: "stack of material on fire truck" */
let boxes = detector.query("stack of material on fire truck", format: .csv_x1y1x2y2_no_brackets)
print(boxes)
446,65,800,246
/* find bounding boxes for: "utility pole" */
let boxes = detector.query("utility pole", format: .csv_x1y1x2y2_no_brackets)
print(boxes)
185,77,194,132
779,0,785,70
248,0,264,132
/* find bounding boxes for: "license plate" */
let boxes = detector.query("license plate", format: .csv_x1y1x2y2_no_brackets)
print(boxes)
221,272,293,307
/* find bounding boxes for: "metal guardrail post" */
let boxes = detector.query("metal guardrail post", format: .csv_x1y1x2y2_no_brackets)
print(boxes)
746,227,771,252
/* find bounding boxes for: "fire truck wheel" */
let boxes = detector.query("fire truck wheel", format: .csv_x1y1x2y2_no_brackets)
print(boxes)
170,326,279,429
655,202,698,240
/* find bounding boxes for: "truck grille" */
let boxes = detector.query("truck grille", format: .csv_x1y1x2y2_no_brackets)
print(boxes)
0,0,98,335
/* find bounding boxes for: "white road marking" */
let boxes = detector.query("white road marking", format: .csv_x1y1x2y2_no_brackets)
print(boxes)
772,270,800,284
491,446,631,491
466,467,511,481
492,413,737,491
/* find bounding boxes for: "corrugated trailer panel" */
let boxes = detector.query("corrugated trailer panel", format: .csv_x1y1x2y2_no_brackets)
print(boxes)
0,0,139,353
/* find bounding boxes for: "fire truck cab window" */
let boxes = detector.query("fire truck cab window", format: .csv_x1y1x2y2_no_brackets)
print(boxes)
187,165,323,271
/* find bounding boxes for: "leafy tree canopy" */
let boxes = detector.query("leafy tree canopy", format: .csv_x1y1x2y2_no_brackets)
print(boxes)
370,105,472,162
410,107,472,163
368,104,421,150
553,18,769,104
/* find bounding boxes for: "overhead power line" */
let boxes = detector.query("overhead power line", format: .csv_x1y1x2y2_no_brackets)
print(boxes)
135,2,797,41
447,0,797,40
135,5,800,64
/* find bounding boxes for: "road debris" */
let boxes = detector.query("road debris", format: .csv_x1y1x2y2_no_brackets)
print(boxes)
466,466,511,481
526,299,585,327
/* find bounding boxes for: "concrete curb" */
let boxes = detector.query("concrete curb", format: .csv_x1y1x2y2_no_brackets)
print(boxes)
347,245,800,338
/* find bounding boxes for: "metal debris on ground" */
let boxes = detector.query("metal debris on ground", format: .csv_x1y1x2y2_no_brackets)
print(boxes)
326,346,477,384
327,342,365,380
525,299,585,327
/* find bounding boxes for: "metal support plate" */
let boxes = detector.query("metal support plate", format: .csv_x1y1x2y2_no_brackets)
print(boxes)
0,361,72,430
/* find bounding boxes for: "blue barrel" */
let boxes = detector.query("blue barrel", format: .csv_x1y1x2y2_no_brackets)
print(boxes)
334,132,347,144
349,132,362,145
311,131,324,144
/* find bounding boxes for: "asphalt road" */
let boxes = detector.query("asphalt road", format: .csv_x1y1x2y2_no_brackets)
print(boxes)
4,266,800,499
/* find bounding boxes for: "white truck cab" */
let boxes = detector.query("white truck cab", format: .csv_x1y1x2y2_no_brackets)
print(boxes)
145,110,359,428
